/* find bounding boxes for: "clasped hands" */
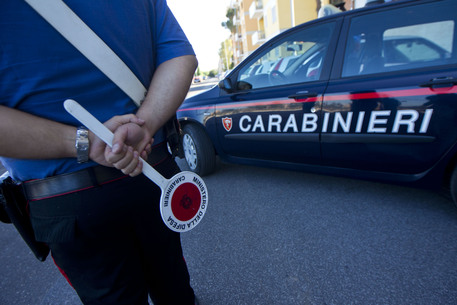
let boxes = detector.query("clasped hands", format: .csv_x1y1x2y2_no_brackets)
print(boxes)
88,114,154,177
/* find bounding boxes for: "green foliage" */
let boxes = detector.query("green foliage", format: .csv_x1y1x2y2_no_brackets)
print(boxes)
221,8,236,33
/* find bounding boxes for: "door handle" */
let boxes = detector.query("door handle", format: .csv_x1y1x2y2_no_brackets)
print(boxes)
230,91,249,101
288,91,318,100
420,77,457,88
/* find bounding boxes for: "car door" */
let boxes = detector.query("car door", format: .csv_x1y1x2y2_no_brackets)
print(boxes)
215,20,340,165
321,0,457,175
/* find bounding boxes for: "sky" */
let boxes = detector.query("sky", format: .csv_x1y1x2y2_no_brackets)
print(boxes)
167,0,232,72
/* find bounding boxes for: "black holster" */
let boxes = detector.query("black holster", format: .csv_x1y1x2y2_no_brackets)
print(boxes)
164,115,184,159
0,177,50,261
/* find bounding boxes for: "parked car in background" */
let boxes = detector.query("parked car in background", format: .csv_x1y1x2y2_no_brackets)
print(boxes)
177,0,457,205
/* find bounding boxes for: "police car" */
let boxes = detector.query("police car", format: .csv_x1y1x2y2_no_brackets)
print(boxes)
177,0,457,204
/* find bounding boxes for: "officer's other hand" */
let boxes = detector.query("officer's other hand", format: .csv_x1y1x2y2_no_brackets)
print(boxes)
104,117,154,177
89,114,149,177
111,122,153,159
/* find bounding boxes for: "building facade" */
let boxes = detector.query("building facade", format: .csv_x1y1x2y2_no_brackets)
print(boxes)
223,0,373,69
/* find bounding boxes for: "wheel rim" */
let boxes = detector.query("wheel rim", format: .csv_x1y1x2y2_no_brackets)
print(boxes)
183,134,198,170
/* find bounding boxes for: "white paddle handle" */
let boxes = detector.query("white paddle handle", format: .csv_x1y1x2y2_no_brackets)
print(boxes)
64,99,168,188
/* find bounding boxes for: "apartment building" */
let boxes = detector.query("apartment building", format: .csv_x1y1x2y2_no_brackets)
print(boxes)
225,0,371,68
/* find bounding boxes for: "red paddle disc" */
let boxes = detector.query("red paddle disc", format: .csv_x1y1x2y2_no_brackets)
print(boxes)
160,171,208,232
171,182,201,221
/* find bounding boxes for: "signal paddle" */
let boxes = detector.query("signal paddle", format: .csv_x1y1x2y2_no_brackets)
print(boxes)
64,99,208,232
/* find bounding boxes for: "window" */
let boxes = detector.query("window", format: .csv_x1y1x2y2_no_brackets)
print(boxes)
342,2,456,77
237,22,335,90
272,6,277,24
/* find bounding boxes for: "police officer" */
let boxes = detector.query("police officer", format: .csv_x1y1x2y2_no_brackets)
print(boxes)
0,1,198,304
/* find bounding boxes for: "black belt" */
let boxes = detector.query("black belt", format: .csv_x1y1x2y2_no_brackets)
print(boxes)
23,143,170,201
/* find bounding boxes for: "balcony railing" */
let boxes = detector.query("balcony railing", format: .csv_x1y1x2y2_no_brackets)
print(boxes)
249,0,263,19
251,30,266,46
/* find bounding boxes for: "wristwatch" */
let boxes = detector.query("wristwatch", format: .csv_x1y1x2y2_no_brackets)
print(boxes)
75,126,89,163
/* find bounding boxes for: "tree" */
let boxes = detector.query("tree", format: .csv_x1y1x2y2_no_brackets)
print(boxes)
221,8,236,34
220,7,236,71
219,39,233,71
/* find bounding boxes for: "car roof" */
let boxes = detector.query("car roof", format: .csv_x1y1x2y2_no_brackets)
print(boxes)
257,0,429,42
317,0,433,20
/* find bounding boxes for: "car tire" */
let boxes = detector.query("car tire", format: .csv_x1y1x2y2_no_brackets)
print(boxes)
450,165,457,207
182,124,216,176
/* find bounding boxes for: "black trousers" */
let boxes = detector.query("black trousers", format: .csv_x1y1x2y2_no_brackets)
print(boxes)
28,156,195,305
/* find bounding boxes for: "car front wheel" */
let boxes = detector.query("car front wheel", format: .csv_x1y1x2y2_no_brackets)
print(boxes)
182,124,216,176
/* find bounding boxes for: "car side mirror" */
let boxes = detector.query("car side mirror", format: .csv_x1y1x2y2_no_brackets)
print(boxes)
218,79,233,93
236,81,252,91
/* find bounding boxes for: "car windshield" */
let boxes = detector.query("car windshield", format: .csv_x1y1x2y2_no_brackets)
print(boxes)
237,22,335,90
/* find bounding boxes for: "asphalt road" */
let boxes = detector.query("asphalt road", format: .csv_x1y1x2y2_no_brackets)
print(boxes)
186,78,218,98
1,158,457,305
2,81,457,304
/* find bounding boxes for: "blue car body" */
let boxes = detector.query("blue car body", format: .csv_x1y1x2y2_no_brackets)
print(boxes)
177,0,457,198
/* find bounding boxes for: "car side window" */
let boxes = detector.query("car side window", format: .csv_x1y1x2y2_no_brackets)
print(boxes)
236,22,335,90
342,1,457,77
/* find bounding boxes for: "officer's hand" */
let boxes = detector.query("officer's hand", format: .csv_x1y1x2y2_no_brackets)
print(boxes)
111,122,154,159
105,121,154,177
89,114,147,172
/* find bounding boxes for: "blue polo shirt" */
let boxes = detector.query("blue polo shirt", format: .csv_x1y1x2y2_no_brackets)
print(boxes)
0,0,195,181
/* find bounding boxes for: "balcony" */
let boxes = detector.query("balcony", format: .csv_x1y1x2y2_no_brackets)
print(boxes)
251,30,266,46
249,0,263,19
235,12,241,25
